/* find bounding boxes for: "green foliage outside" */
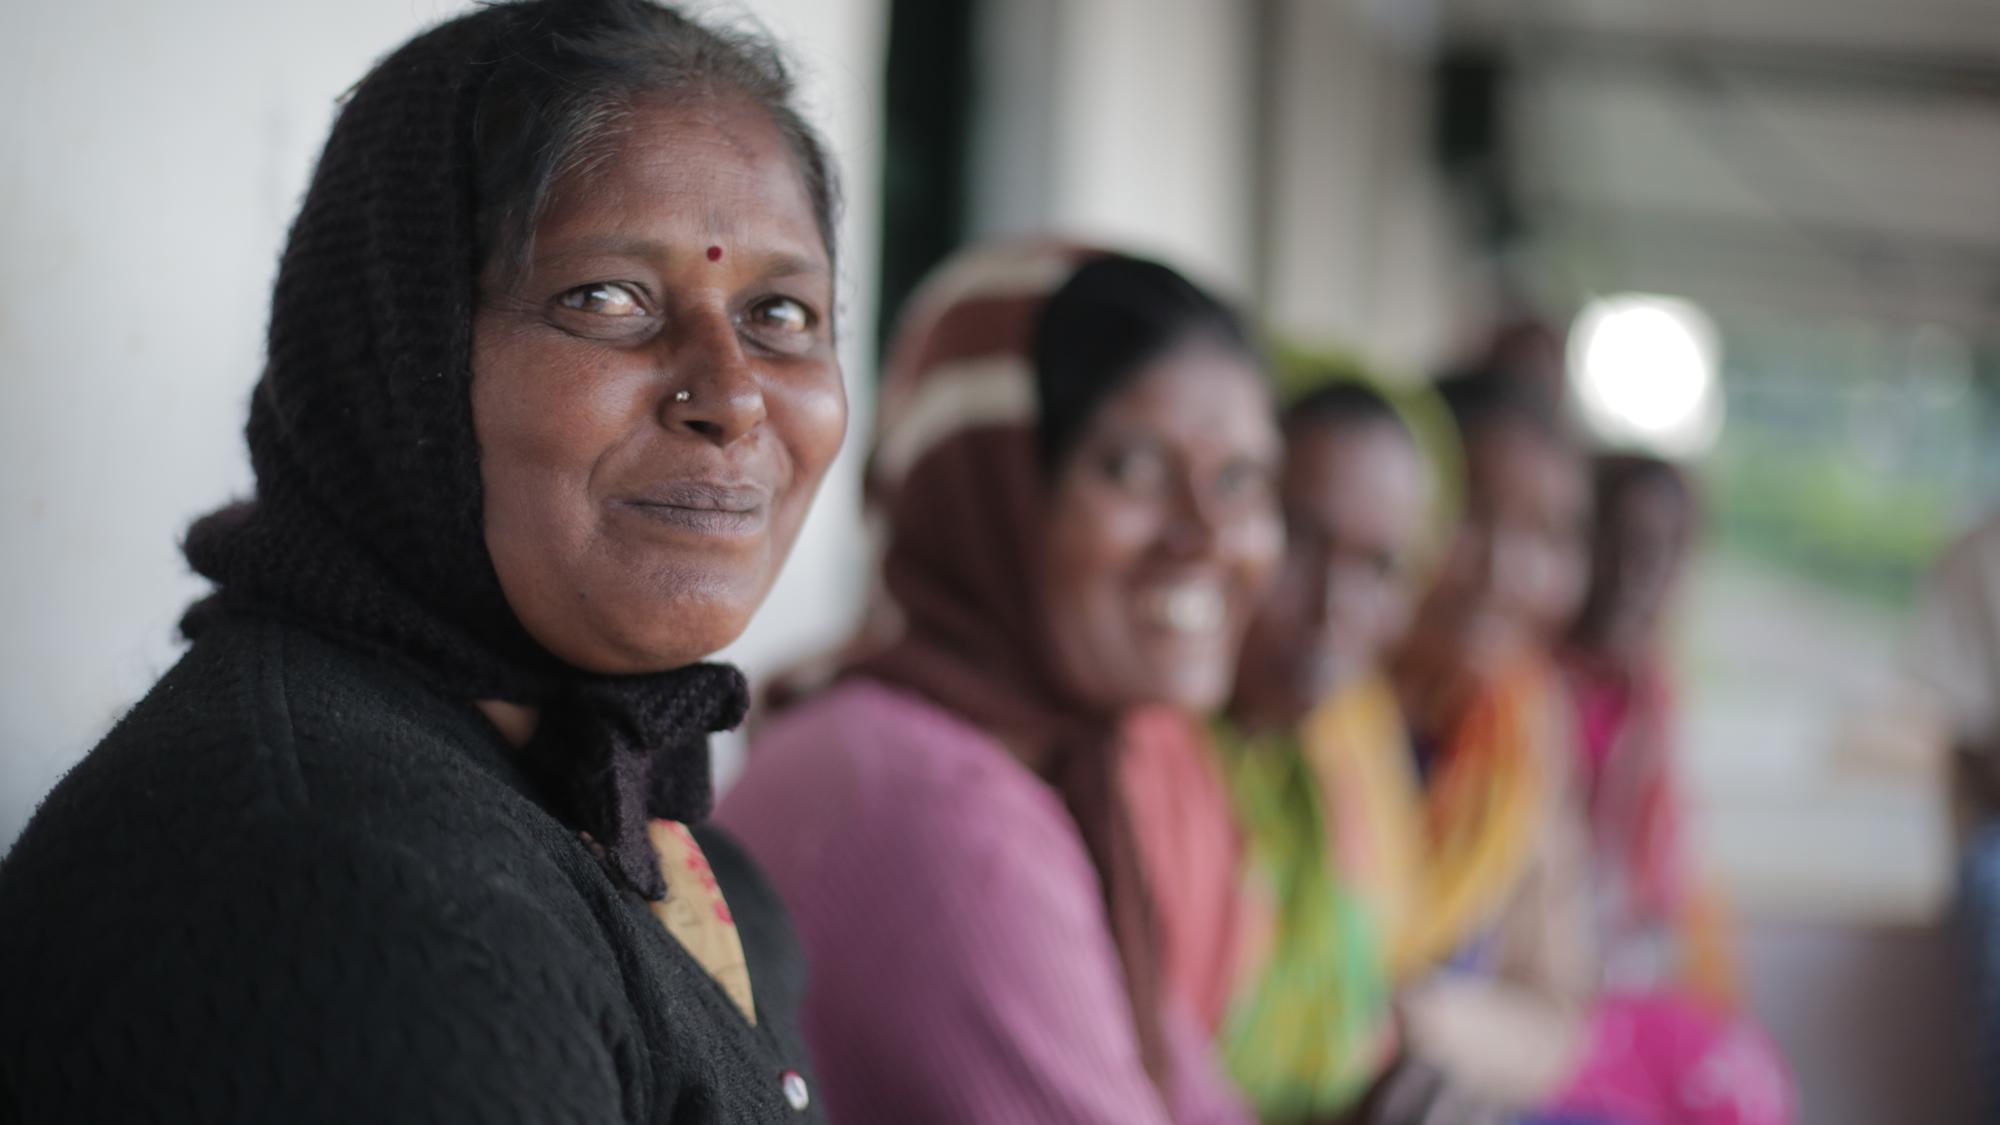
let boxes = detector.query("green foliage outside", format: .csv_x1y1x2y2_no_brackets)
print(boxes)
1697,316,1997,609
1702,444,1956,608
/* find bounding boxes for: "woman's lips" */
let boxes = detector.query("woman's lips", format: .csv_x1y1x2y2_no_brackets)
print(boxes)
618,481,771,538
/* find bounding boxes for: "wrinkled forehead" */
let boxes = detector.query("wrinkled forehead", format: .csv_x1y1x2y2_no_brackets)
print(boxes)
1464,417,1585,516
1282,418,1431,542
1079,341,1273,440
1284,412,1420,482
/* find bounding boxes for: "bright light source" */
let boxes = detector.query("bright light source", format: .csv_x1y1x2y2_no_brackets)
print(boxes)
1567,294,1724,458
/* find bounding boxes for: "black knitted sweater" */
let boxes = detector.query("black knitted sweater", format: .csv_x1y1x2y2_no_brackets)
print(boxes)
0,616,821,1123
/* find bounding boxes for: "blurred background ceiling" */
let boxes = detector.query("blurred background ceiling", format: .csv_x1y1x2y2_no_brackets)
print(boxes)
1449,0,2000,335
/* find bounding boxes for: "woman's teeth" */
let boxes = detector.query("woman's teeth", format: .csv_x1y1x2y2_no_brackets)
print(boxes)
1143,583,1225,634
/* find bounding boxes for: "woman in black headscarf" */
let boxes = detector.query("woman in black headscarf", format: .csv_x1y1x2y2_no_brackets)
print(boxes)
0,2,846,1121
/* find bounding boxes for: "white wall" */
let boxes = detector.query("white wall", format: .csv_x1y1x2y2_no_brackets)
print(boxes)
0,0,885,849
965,0,1465,372
968,0,1258,299
1259,0,1465,374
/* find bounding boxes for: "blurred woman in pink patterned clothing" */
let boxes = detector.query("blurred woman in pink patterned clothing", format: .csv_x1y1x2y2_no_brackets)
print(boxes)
721,241,1280,1124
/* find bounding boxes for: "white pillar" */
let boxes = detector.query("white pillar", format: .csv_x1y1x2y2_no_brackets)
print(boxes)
1259,0,1466,375
969,0,1259,300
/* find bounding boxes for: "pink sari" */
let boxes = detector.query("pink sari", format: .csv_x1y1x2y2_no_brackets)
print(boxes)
1565,658,1686,944
1552,993,1793,1125
1548,658,1791,1125
1392,659,1790,1124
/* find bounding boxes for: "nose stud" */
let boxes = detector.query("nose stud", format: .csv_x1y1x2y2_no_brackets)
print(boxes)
673,389,693,404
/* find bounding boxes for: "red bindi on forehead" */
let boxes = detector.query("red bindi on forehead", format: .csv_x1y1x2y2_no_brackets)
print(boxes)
706,245,723,262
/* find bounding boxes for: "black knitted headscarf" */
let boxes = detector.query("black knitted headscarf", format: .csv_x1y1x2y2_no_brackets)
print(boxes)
182,0,836,900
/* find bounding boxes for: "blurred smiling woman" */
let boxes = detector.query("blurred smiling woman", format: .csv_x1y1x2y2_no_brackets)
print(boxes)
0,3,846,1121
721,242,1279,1124
1190,376,1444,1124
1389,376,1791,1125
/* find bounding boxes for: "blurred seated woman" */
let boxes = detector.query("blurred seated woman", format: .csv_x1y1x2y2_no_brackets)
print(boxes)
719,242,1278,1123
1389,377,1790,1125
1560,455,1736,997
1162,377,1441,1123
0,3,846,1119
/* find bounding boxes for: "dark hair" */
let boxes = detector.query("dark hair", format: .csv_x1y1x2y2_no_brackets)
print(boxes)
1593,453,1693,524
1434,369,1568,446
1283,380,1407,438
471,0,840,282
1569,453,1697,646
1031,254,1258,472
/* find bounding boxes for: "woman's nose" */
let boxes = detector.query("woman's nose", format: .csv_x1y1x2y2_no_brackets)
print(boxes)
1453,526,1500,600
658,305,767,445
1489,531,1540,604
1159,475,1226,559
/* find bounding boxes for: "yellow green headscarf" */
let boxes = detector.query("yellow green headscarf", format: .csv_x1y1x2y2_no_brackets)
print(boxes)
1210,346,1465,1120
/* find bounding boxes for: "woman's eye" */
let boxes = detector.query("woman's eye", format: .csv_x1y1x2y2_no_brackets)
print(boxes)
744,296,823,356
740,296,820,356
557,282,645,317
749,296,813,335
1102,446,1167,490
1215,458,1274,500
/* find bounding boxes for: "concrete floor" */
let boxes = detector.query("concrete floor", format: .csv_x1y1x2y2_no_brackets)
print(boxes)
1679,550,1952,924
1740,921,1978,1125
1679,552,1978,1122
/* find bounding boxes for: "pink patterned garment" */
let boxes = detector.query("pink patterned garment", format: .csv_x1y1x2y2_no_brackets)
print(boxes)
1550,992,1795,1125
718,680,1251,1125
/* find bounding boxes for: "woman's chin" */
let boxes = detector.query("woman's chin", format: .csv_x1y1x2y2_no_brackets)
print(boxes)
1141,663,1233,716
540,593,759,676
